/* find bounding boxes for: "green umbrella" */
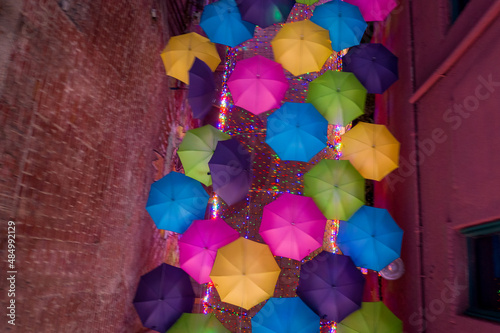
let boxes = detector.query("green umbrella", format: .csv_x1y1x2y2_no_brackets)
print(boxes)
304,159,365,220
337,301,402,333
296,0,320,6
177,125,231,186
167,313,230,333
306,70,367,126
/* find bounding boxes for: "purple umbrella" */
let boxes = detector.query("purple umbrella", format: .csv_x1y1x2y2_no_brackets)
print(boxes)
237,0,295,28
133,263,195,333
208,138,252,206
343,43,399,94
188,58,216,119
296,251,365,322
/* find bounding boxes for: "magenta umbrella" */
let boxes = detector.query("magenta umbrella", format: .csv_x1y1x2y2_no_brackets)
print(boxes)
227,55,289,115
179,218,240,284
259,193,327,261
344,0,398,22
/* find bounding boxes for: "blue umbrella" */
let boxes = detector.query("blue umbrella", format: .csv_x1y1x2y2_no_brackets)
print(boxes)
266,102,328,162
311,0,367,52
146,172,209,233
337,205,403,272
252,297,320,333
200,0,256,48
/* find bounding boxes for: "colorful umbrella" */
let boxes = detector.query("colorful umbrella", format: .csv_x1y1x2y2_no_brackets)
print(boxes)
177,124,231,186
337,301,402,333
167,313,230,333
271,20,332,76
251,297,320,333
188,58,217,119
200,0,256,48
133,263,195,333
208,138,252,206
260,193,327,261
343,0,398,22
210,237,281,309
337,205,403,272
161,32,221,84
340,122,400,181
296,252,366,322
227,55,289,115
304,159,365,221
237,0,296,28
306,70,367,126
311,0,367,51
179,217,240,284
343,43,399,94
145,171,209,233
296,0,319,5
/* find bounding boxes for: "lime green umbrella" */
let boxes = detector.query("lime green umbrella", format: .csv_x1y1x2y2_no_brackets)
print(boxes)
306,70,367,126
296,0,319,5
304,159,365,221
167,313,230,333
177,125,231,186
337,301,402,333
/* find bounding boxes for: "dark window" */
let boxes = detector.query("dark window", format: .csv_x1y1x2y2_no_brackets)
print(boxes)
450,0,471,23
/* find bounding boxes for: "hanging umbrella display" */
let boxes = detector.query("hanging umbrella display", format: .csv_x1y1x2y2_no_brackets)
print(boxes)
200,0,256,48
161,32,221,84
306,70,367,126
311,0,367,51
259,193,326,261
304,159,365,221
208,138,252,206
337,301,402,333
209,237,281,309
177,124,231,186
227,55,289,115
167,313,230,333
236,0,296,28
188,58,217,119
337,205,403,272
179,217,240,284
251,297,320,333
343,0,398,22
340,122,400,181
145,171,209,233
343,43,399,94
271,20,332,76
133,263,195,333
296,251,366,322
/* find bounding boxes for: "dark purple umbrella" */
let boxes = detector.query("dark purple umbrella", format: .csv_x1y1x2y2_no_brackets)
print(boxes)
208,138,251,206
237,0,295,28
343,43,399,94
188,58,216,119
296,251,365,322
133,263,195,333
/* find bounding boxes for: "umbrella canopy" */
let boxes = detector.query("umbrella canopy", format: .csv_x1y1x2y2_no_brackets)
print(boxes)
177,124,231,186
200,0,256,48
161,32,221,84
311,0,367,51
304,159,365,221
210,237,281,309
133,263,195,333
260,193,327,261
306,70,367,126
251,297,320,333
296,0,319,5
188,58,217,119
146,171,209,233
266,102,328,162
343,43,399,94
343,0,398,22
167,313,230,333
227,55,289,115
271,20,332,76
337,205,403,272
340,122,400,181
296,252,365,322
237,0,296,28
337,301,402,333
179,217,240,284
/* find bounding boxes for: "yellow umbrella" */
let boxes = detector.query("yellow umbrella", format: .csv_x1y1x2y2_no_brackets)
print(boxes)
341,122,400,181
160,32,221,84
209,237,281,310
271,20,332,76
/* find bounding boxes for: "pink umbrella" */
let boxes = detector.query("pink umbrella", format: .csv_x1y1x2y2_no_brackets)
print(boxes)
179,218,240,284
259,193,327,261
227,55,289,115
344,0,398,22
